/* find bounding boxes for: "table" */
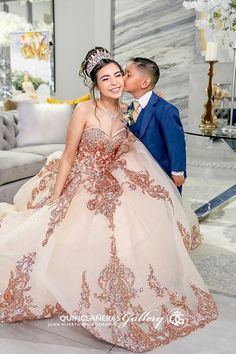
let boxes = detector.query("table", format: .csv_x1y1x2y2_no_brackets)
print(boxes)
185,124,236,140
184,124,236,222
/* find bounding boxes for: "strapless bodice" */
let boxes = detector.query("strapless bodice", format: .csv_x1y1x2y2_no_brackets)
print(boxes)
74,126,134,175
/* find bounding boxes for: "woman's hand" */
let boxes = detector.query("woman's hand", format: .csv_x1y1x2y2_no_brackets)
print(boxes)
46,103,87,202
46,194,60,205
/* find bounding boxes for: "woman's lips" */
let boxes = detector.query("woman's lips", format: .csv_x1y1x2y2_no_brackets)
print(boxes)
110,87,121,93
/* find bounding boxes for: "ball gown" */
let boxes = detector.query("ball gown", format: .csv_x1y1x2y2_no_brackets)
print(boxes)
0,125,217,352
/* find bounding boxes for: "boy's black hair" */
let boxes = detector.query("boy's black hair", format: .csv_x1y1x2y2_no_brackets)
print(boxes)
130,57,160,87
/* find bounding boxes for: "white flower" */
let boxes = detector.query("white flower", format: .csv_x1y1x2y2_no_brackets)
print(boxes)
0,10,53,47
183,1,236,46
0,11,33,46
195,18,208,29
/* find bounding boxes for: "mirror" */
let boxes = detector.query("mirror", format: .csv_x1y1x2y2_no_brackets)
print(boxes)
0,0,55,95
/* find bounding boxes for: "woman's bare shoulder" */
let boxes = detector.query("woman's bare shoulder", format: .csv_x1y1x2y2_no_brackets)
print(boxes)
69,100,95,128
74,99,95,113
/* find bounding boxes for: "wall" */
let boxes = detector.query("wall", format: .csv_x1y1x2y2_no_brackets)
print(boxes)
54,0,232,126
54,0,112,99
113,0,195,123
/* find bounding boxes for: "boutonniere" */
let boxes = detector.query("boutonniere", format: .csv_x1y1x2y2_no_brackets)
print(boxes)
122,107,135,126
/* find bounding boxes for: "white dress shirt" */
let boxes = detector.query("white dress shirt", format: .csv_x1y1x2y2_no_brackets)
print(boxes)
136,90,153,111
134,91,184,176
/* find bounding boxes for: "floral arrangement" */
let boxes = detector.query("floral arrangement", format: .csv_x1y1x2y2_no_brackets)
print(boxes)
183,0,236,46
0,11,52,47
0,12,33,47
122,107,135,126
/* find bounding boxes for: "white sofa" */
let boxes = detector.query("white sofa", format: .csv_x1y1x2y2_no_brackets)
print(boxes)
0,104,73,203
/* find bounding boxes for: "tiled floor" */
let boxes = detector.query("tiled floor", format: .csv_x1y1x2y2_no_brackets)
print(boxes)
1,137,236,354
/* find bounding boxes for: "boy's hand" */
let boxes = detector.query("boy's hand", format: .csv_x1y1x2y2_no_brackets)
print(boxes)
156,91,165,98
171,175,185,188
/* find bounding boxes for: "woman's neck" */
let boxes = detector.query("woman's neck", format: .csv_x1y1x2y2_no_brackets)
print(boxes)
99,96,120,113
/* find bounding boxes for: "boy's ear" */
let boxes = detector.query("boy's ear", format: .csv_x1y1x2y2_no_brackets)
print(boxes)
141,77,152,89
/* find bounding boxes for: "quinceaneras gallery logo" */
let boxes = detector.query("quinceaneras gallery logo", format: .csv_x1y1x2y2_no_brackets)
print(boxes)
169,309,185,326
57,309,186,329
119,309,185,329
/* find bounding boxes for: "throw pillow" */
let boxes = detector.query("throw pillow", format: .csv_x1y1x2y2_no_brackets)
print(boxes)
16,103,73,147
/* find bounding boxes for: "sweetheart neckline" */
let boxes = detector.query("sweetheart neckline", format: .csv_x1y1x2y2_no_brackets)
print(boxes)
83,126,126,138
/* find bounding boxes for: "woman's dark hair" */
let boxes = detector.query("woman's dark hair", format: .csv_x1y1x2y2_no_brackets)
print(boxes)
79,46,124,98
129,57,160,87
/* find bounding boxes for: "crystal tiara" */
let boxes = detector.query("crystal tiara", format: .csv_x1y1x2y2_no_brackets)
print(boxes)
86,49,113,77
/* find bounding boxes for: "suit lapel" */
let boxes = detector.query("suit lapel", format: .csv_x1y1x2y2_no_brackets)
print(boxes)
139,93,159,138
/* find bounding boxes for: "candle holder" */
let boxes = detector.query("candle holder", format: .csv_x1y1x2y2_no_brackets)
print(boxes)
199,61,218,130
221,45,236,136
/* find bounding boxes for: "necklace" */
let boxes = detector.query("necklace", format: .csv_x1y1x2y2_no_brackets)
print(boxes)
98,101,121,120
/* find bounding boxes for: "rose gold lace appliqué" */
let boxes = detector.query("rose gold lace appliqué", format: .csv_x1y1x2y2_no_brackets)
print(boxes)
27,159,60,210
0,252,66,323
71,271,103,339
71,233,217,353
80,128,173,229
0,252,37,322
177,221,191,251
27,128,174,245
44,128,128,234
177,221,201,251
94,234,143,313
42,172,82,247
26,154,82,247
191,224,201,250
117,159,173,207
41,128,129,243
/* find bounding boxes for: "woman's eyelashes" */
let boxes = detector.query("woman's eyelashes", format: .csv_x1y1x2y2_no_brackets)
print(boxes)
101,73,122,82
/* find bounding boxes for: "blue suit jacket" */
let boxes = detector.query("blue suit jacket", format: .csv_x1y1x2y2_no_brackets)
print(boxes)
129,92,186,178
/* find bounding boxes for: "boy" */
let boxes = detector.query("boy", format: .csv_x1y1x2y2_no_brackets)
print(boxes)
124,57,186,191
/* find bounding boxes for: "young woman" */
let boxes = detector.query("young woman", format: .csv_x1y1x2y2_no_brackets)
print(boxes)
0,47,217,352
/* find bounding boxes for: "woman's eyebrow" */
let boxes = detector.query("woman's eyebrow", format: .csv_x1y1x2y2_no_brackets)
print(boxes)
100,71,121,80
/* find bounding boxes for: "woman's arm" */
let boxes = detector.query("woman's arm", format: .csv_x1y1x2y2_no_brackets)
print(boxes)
47,103,87,202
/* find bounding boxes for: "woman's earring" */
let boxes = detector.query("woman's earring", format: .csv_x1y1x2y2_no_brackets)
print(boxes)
94,87,100,100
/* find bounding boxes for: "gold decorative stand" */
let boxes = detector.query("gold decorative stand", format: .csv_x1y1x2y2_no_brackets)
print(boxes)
221,45,236,136
199,61,218,130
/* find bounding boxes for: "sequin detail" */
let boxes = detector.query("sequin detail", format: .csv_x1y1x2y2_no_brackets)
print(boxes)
177,222,201,251
43,128,129,238
42,173,82,247
191,224,201,250
0,252,66,322
80,128,173,229
0,252,37,322
26,128,174,242
177,221,191,251
70,233,217,353
94,234,143,312
117,159,173,207
27,159,60,210
0,234,217,352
